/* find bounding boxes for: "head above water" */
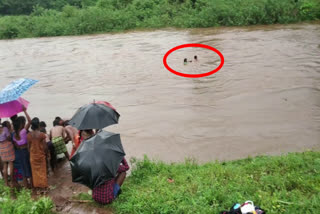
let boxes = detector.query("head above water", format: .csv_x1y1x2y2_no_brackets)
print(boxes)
194,55,197,60
184,58,187,63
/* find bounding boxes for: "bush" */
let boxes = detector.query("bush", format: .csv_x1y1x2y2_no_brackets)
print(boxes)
112,151,320,213
0,0,319,39
0,181,54,214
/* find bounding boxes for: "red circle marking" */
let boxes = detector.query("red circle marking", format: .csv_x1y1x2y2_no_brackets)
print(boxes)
163,43,224,78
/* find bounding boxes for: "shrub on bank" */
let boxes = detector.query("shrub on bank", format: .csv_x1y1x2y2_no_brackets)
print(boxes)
112,151,320,213
0,181,54,214
0,0,319,39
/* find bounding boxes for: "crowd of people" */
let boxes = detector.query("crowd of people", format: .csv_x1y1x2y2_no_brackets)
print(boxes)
0,107,129,204
0,107,87,194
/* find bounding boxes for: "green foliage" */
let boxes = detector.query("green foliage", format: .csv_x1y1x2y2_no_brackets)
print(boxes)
0,0,319,39
0,181,54,214
112,151,320,213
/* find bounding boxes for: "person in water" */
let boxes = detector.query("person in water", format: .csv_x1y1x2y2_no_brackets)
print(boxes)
194,55,198,61
184,58,193,65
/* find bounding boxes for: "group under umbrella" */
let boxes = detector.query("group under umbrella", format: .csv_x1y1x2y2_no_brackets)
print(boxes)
68,102,120,130
70,130,125,189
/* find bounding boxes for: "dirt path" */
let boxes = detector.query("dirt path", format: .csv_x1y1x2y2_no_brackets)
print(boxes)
47,159,113,214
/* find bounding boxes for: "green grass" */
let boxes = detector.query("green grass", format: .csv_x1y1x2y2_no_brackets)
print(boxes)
0,182,54,214
0,0,320,39
109,151,320,213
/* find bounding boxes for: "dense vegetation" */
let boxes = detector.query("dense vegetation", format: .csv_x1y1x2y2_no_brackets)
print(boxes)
111,151,320,213
0,181,54,214
0,0,319,39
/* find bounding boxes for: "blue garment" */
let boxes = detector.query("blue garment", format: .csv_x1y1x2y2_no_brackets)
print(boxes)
15,148,32,178
113,183,121,198
13,150,23,181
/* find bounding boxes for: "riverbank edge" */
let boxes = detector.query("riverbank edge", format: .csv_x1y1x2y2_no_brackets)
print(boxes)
74,150,320,213
1,20,319,41
1,150,319,213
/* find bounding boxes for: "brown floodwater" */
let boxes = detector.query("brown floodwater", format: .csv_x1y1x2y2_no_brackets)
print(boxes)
0,22,319,163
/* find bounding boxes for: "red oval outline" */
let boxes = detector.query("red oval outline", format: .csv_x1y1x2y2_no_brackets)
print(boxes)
163,43,224,78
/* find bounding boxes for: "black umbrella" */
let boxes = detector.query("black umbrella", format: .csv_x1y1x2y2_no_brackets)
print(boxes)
70,131,125,189
69,103,120,130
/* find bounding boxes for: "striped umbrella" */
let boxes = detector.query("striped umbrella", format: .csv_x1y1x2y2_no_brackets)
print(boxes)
0,78,38,104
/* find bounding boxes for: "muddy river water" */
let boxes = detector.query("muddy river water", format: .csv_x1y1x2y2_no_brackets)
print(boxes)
0,22,319,163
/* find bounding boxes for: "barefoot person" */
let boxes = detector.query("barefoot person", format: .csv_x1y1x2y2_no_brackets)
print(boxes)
0,119,15,186
2,121,20,186
92,158,129,204
12,108,32,188
28,118,48,194
50,118,69,160
40,121,56,172
63,120,79,158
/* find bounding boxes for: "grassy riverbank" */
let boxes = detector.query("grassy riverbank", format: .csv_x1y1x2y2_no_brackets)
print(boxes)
0,183,54,214
1,151,319,213
0,0,319,39
111,151,320,213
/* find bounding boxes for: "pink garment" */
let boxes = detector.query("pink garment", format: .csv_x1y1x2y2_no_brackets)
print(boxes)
13,128,28,146
0,127,9,141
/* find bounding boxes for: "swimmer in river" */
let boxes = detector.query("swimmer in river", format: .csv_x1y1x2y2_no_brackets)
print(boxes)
184,58,193,65
184,58,187,65
194,55,198,61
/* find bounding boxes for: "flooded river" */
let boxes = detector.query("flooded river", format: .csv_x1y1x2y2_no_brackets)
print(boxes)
0,22,319,162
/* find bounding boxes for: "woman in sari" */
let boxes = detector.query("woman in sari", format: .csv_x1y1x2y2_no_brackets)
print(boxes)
0,119,15,186
27,118,48,194
2,121,21,186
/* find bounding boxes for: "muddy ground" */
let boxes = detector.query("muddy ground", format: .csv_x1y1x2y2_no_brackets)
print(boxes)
46,159,113,214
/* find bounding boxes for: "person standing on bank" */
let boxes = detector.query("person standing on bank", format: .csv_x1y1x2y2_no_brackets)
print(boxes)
50,118,69,160
0,119,15,186
28,118,48,194
12,107,32,188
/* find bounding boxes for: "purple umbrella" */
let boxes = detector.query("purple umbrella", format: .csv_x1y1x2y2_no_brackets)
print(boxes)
0,97,29,118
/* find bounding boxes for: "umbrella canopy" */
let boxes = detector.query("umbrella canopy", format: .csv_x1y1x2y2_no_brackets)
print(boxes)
70,131,125,189
0,78,38,104
0,97,29,118
93,101,117,111
69,103,120,130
